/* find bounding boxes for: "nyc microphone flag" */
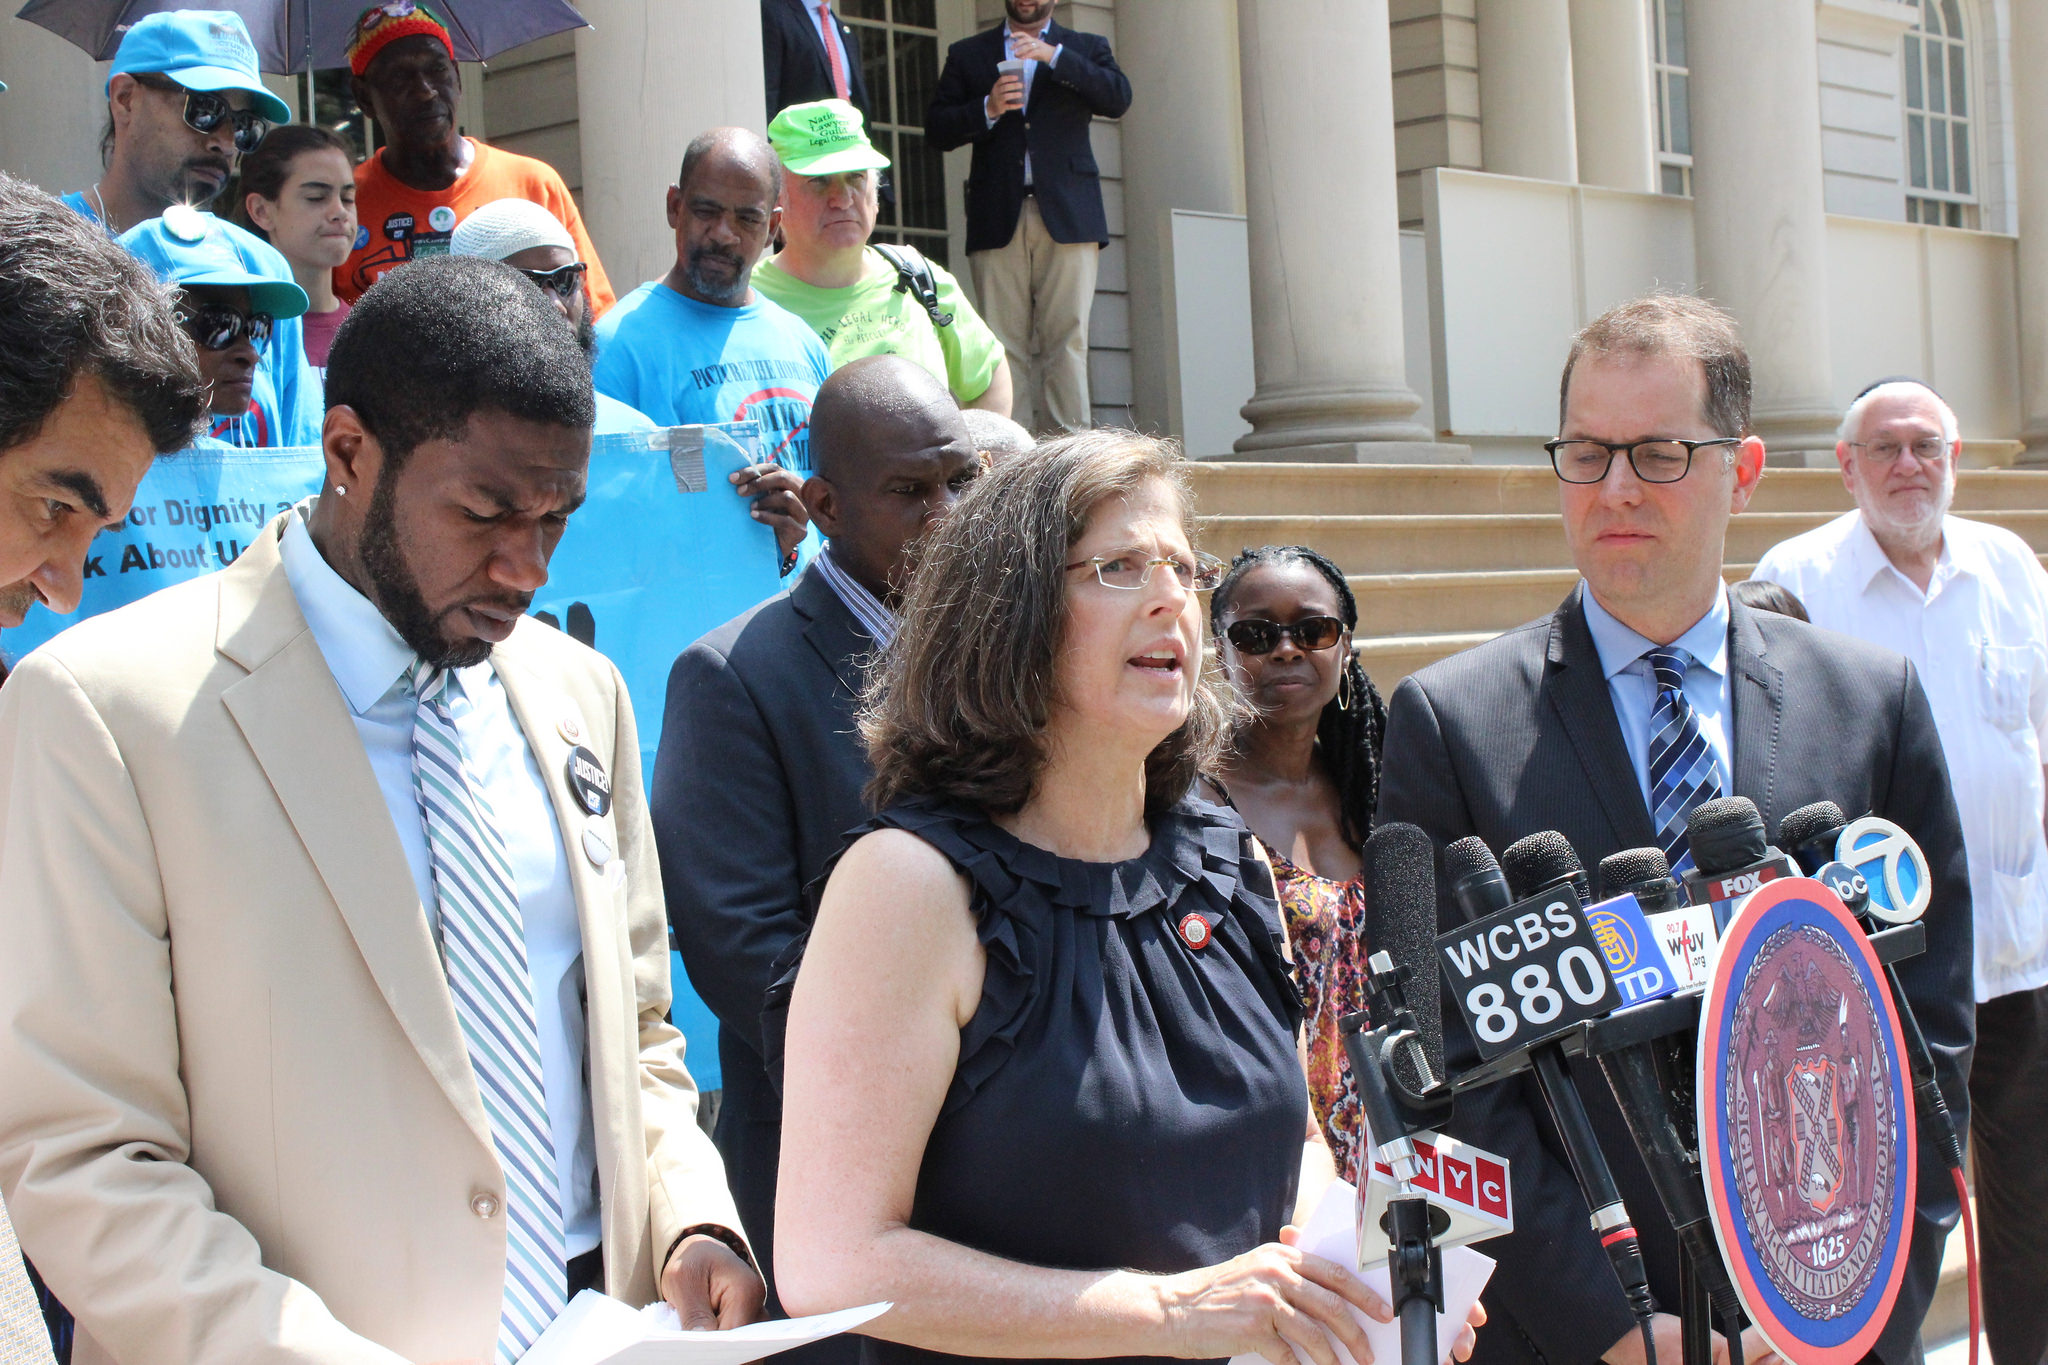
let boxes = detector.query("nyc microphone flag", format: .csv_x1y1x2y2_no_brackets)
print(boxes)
0,425,789,1091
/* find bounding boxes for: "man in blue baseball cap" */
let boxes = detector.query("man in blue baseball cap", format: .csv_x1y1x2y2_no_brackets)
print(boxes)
121,206,310,449
62,12,321,447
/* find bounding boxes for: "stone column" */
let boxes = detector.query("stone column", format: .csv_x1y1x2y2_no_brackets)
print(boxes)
1475,0,1578,183
2013,1,2048,460
1568,0,1657,193
575,0,766,291
1684,0,1837,460
1118,0,1245,438
0,18,110,200
1234,0,1431,460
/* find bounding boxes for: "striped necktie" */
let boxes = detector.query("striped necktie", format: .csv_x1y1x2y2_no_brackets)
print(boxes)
408,661,566,1362
1645,646,1723,875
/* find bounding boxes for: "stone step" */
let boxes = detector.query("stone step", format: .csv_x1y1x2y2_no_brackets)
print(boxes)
1185,461,2048,519
1201,509,2048,576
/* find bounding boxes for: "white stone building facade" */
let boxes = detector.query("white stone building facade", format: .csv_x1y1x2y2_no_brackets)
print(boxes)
4,0,2044,465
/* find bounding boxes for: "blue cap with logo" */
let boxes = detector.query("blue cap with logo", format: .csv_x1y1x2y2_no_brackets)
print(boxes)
108,11,291,125
118,206,310,320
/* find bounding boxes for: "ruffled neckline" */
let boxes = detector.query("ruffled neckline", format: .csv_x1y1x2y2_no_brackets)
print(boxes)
882,793,1249,921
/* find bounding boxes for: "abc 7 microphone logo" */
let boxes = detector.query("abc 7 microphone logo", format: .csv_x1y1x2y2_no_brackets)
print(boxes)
1835,817,1932,925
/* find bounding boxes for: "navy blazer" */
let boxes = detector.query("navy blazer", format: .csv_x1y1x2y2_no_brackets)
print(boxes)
1377,588,1974,1365
925,21,1131,252
650,564,875,1359
762,0,874,127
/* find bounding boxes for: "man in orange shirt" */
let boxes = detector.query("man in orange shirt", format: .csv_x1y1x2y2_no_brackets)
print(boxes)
334,1,615,312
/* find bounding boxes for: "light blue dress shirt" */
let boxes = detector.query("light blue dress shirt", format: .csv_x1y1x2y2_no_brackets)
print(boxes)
278,511,601,1257
1580,584,1734,818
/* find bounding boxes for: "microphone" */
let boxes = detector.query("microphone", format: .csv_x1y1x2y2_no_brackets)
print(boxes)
1362,822,1446,1107
1480,833,1659,1354
1595,848,1715,994
1774,801,1965,1174
1347,823,1451,1365
1779,802,1933,925
1680,797,1799,929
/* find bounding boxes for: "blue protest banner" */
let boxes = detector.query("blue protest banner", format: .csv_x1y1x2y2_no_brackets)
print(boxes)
0,426,789,1091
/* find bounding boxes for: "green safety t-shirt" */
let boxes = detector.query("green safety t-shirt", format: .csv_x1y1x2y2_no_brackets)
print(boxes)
752,247,1004,405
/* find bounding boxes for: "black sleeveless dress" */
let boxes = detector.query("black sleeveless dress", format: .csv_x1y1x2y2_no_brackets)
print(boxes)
765,792,1308,1365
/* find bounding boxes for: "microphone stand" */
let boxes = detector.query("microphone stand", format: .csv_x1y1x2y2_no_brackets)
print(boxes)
1342,950,1449,1365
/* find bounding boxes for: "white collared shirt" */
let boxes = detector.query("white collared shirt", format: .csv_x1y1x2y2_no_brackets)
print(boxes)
988,22,1062,186
812,544,897,647
278,509,601,1254
1580,583,1735,818
1756,511,2048,1001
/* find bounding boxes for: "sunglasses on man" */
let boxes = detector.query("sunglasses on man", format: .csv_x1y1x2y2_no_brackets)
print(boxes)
133,74,272,155
520,261,589,300
177,301,274,351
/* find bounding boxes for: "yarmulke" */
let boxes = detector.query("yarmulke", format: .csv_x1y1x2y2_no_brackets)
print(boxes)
448,198,576,262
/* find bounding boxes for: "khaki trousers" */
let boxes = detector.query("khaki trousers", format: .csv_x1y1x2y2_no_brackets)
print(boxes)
969,197,1100,432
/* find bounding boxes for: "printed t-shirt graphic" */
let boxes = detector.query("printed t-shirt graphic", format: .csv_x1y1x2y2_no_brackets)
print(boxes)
592,282,833,473
337,138,616,311
751,247,1003,406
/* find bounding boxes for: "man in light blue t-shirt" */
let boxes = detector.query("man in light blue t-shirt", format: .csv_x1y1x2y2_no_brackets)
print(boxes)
62,12,320,449
594,128,832,476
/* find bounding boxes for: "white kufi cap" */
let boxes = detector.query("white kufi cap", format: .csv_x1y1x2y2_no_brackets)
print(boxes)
448,197,577,262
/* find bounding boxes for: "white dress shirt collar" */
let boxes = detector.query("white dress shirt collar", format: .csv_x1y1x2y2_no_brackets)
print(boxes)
278,503,420,714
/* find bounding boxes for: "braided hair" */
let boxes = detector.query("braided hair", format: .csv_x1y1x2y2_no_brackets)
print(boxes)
1209,545,1389,847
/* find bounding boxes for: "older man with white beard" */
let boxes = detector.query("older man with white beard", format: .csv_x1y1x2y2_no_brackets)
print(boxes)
1755,377,2048,1365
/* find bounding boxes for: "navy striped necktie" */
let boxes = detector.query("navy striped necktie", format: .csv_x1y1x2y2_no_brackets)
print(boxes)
1646,646,1723,875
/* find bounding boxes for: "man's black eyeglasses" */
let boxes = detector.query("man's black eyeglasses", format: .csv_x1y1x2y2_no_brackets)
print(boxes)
133,73,271,154
1544,436,1741,485
177,302,273,351
521,262,589,300
1223,616,1346,655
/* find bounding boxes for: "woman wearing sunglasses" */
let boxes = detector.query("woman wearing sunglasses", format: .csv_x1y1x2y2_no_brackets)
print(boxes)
240,126,359,376
118,208,310,449
1207,544,1390,1186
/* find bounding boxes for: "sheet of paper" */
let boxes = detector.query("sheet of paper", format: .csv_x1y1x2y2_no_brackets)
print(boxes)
1229,1180,1493,1365
522,1293,891,1365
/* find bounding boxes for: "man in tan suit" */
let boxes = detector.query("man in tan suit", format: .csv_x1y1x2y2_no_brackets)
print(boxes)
0,255,763,1364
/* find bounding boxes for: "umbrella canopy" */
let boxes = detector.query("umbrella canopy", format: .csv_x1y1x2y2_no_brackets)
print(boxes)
15,0,589,74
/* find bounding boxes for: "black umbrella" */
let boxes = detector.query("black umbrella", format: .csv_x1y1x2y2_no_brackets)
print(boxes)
16,0,589,73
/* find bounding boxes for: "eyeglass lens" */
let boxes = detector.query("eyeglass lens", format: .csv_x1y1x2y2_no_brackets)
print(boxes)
1549,440,1696,484
183,90,269,153
1089,555,1225,590
184,306,272,351
1861,438,1948,464
523,265,587,299
1224,616,1345,655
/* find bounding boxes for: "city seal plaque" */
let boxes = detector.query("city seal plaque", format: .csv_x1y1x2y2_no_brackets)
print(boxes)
1697,877,1915,1365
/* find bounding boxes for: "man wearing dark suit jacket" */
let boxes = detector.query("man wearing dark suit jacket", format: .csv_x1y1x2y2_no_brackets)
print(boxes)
761,0,873,128
1377,295,1974,1365
651,355,981,1352
926,0,1130,434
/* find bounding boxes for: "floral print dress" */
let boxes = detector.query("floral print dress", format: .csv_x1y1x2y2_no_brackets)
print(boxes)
1259,838,1371,1184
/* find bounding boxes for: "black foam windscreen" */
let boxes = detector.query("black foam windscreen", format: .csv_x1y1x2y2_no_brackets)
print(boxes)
1685,796,1767,875
1501,830,1584,901
1362,821,1444,1078
1598,846,1672,900
1777,801,1849,852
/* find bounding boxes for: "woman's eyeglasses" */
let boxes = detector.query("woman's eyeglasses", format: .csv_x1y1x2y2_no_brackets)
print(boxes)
135,75,271,154
177,303,273,351
1223,616,1346,655
1065,552,1227,591
521,262,589,300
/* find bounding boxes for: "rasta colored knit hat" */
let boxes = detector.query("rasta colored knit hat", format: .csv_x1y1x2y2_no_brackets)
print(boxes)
346,1,455,76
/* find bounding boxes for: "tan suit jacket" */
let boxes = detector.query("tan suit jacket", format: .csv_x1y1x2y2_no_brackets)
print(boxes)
0,511,744,1364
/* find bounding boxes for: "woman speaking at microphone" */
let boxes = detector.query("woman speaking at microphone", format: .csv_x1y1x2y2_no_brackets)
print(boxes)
770,432,1477,1365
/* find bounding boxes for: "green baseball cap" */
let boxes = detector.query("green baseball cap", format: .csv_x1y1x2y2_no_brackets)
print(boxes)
768,99,891,176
